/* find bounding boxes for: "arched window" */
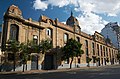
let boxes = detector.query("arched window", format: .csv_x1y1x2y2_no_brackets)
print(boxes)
85,40,88,56
64,33,68,44
46,28,52,38
76,37,80,42
97,44,100,56
100,45,103,56
33,35,38,44
109,49,111,60
106,47,108,56
10,24,19,41
46,28,53,45
92,42,95,55
103,46,105,57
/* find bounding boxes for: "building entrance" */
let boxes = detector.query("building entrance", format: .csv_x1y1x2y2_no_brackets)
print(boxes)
31,55,38,70
44,55,54,70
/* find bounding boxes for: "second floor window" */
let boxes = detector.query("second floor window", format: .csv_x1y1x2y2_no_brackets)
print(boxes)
109,49,111,59
46,28,52,38
92,42,95,55
97,44,100,56
33,35,38,44
103,46,105,57
64,33,68,44
76,37,80,42
106,48,108,56
100,45,103,56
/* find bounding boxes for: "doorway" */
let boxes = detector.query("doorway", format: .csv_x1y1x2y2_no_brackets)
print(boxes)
31,55,38,70
44,55,54,70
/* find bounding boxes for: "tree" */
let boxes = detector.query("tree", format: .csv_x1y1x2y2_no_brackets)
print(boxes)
117,53,120,64
106,58,109,63
27,40,40,53
20,43,29,72
5,40,20,71
62,38,84,69
94,57,100,66
20,41,40,72
86,57,92,67
40,39,53,54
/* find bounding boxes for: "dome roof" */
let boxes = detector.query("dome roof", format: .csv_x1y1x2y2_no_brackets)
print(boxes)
66,11,79,26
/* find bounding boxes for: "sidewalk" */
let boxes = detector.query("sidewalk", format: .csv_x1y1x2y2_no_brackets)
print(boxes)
0,64,119,75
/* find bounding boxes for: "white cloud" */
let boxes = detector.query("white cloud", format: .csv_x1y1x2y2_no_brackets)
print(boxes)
33,0,48,11
33,0,120,16
33,0,120,34
77,12,108,34
33,0,69,10
47,0,69,7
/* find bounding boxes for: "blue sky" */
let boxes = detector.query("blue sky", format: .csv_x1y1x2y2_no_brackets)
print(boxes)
0,0,120,34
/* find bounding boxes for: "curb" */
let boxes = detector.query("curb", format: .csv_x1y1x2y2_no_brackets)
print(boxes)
0,64,119,75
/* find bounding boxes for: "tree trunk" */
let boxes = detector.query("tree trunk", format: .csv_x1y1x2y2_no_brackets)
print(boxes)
13,60,15,71
13,53,16,71
70,58,73,69
23,64,25,72
87,62,90,67
26,63,27,70
96,61,98,67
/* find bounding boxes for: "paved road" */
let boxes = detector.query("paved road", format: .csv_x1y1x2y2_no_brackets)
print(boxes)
1,65,120,79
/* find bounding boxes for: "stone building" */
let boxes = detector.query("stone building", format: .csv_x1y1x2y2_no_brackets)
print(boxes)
1,5,118,71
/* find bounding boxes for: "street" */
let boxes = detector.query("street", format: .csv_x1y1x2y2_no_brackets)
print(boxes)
1,65,120,79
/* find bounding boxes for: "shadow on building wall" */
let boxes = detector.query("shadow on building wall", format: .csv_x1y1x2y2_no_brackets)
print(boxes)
41,46,63,70
0,47,63,71
0,61,22,71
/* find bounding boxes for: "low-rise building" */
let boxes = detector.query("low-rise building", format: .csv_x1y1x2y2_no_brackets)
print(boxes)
1,5,118,71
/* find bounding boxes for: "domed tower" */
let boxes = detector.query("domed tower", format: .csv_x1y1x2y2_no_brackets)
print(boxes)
66,11,81,33
66,11,79,26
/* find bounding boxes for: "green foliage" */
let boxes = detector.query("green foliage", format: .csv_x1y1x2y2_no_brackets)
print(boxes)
20,43,29,64
6,40,20,53
62,38,84,60
20,40,41,63
87,57,92,63
117,53,120,60
62,38,84,69
40,39,53,54
95,57,100,62
27,40,40,53
5,40,20,71
106,58,109,62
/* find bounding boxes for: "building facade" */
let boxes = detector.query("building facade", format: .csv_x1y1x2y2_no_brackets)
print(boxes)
1,5,118,71
101,22,120,51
